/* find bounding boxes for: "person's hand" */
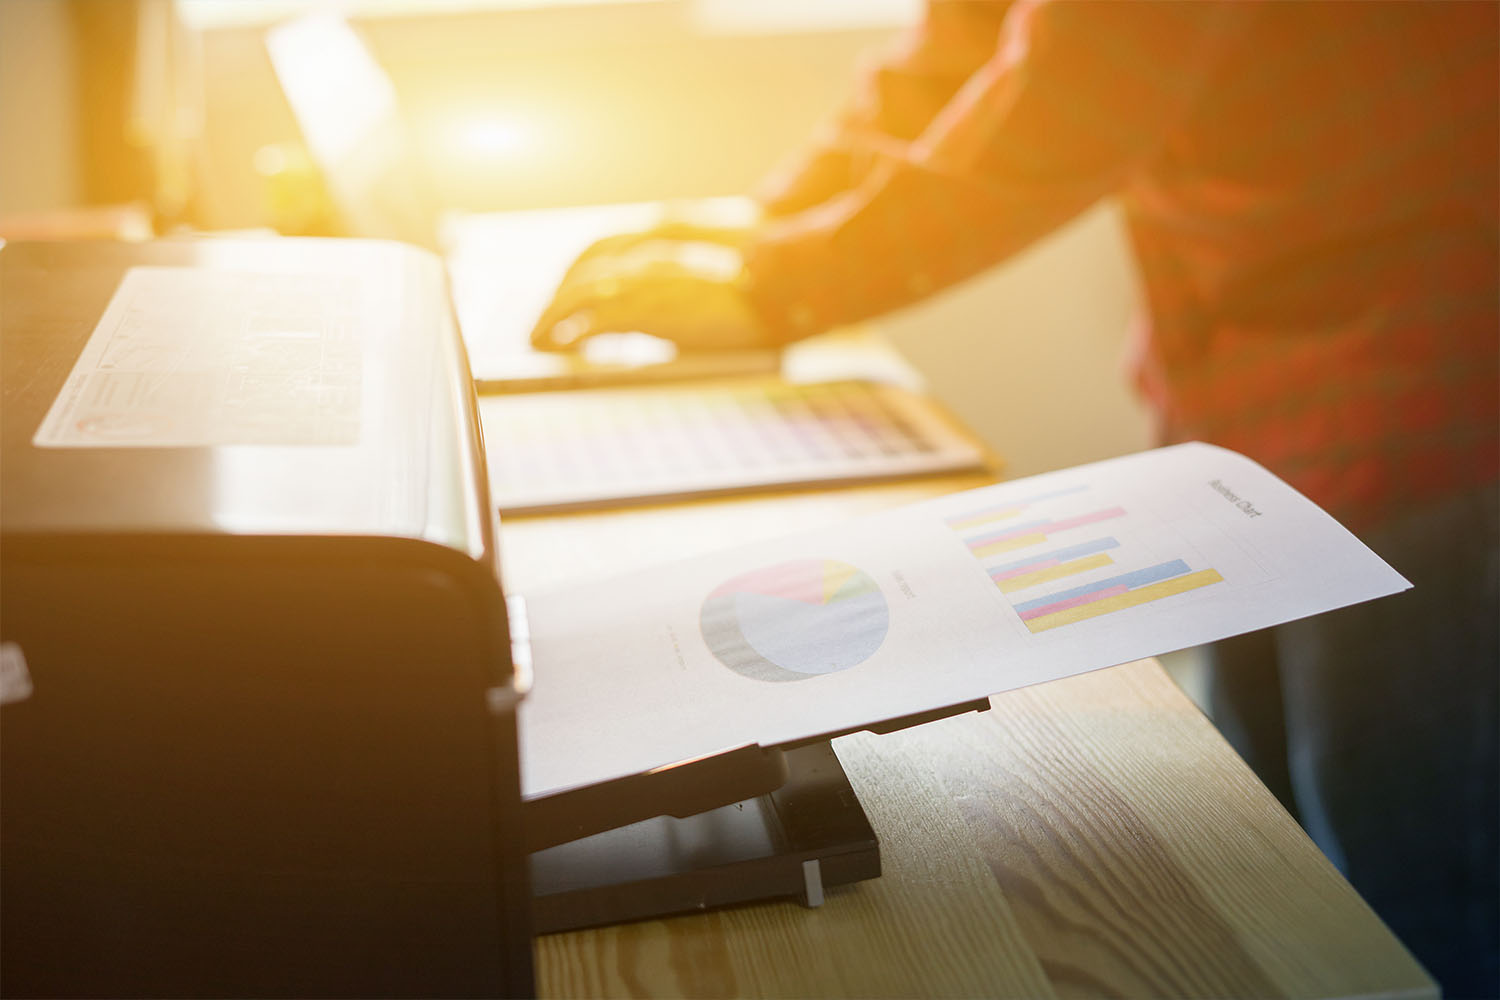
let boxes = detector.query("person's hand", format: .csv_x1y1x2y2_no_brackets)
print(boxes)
552,218,753,287
529,234,773,352
530,202,779,353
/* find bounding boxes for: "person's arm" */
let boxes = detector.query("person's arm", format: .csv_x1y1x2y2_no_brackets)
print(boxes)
529,0,1013,350
531,1,1251,352
756,1,1014,218
528,2,1013,351
746,0,1253,341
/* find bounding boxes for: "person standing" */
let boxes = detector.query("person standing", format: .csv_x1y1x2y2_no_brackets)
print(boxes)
531,4,1499,993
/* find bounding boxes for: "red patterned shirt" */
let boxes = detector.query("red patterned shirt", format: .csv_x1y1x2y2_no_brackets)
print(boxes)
744,0,1499,531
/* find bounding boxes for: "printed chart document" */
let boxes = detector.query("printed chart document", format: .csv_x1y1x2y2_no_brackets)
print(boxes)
519,443,1409,800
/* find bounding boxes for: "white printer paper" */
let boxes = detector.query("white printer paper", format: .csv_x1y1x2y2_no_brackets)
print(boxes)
34,267,363,448
519,443,1409,799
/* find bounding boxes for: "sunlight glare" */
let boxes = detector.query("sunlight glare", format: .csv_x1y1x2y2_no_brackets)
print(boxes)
449,114,535,160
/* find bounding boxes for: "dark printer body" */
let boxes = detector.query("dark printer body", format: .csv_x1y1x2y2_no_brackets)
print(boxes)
0,238,533,996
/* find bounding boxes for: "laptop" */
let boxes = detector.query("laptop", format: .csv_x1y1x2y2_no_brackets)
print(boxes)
265,13,780,392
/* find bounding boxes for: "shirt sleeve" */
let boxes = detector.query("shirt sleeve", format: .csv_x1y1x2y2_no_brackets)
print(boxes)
754,1,1013,218
745,0,1253,341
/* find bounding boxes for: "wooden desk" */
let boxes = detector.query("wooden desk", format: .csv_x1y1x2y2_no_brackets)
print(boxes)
501,477,1435,999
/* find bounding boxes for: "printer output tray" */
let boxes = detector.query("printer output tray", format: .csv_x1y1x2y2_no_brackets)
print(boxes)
523,697,990,932
524,696,991,851
530,741,875,933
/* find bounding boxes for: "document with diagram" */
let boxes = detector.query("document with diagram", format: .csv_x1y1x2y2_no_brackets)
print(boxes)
519,442,1409,799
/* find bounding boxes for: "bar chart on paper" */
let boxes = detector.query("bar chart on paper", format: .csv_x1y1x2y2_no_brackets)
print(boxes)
945,484,1225,633
517,443,1411,800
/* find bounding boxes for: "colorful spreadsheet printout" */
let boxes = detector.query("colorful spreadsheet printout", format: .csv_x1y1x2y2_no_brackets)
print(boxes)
480,378,986,513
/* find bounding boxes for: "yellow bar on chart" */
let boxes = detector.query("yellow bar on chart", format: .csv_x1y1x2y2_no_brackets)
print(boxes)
971,532,1049,558
996,552,1114,594
1026,569,1224,633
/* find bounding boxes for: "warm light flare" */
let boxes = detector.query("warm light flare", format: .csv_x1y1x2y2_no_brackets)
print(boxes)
449,115,535,159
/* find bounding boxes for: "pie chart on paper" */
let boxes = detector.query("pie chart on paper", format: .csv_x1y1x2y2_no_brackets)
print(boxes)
699,559,890,682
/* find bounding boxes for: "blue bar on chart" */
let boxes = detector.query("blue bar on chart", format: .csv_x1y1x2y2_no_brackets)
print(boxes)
1011,559,1224,633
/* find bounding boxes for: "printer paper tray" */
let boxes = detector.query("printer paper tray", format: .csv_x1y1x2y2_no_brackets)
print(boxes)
530,742,880,934
524,697,989,852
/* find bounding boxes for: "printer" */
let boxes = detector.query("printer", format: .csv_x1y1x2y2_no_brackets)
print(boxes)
0,238,534,996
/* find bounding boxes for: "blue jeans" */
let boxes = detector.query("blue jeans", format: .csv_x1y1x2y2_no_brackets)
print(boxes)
1208,482,1499,999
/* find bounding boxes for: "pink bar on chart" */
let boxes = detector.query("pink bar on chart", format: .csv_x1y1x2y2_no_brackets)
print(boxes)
1043,506,1126,535
1019,583,1129,621
967,506,1126,549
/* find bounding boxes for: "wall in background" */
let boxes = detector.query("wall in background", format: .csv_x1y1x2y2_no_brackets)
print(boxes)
0,0,80,214
189,3,892,225
883,203,1151,479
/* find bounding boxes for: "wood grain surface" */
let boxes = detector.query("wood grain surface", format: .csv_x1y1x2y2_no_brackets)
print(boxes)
503,476,1435,999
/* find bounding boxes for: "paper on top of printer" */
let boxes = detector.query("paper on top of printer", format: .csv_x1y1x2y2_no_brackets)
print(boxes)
518,442,1408,800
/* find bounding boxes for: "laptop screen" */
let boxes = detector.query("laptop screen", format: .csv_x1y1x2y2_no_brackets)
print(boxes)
266,12,440,249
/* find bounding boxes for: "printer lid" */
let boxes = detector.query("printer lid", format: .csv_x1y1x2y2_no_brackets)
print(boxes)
0,237,492,562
